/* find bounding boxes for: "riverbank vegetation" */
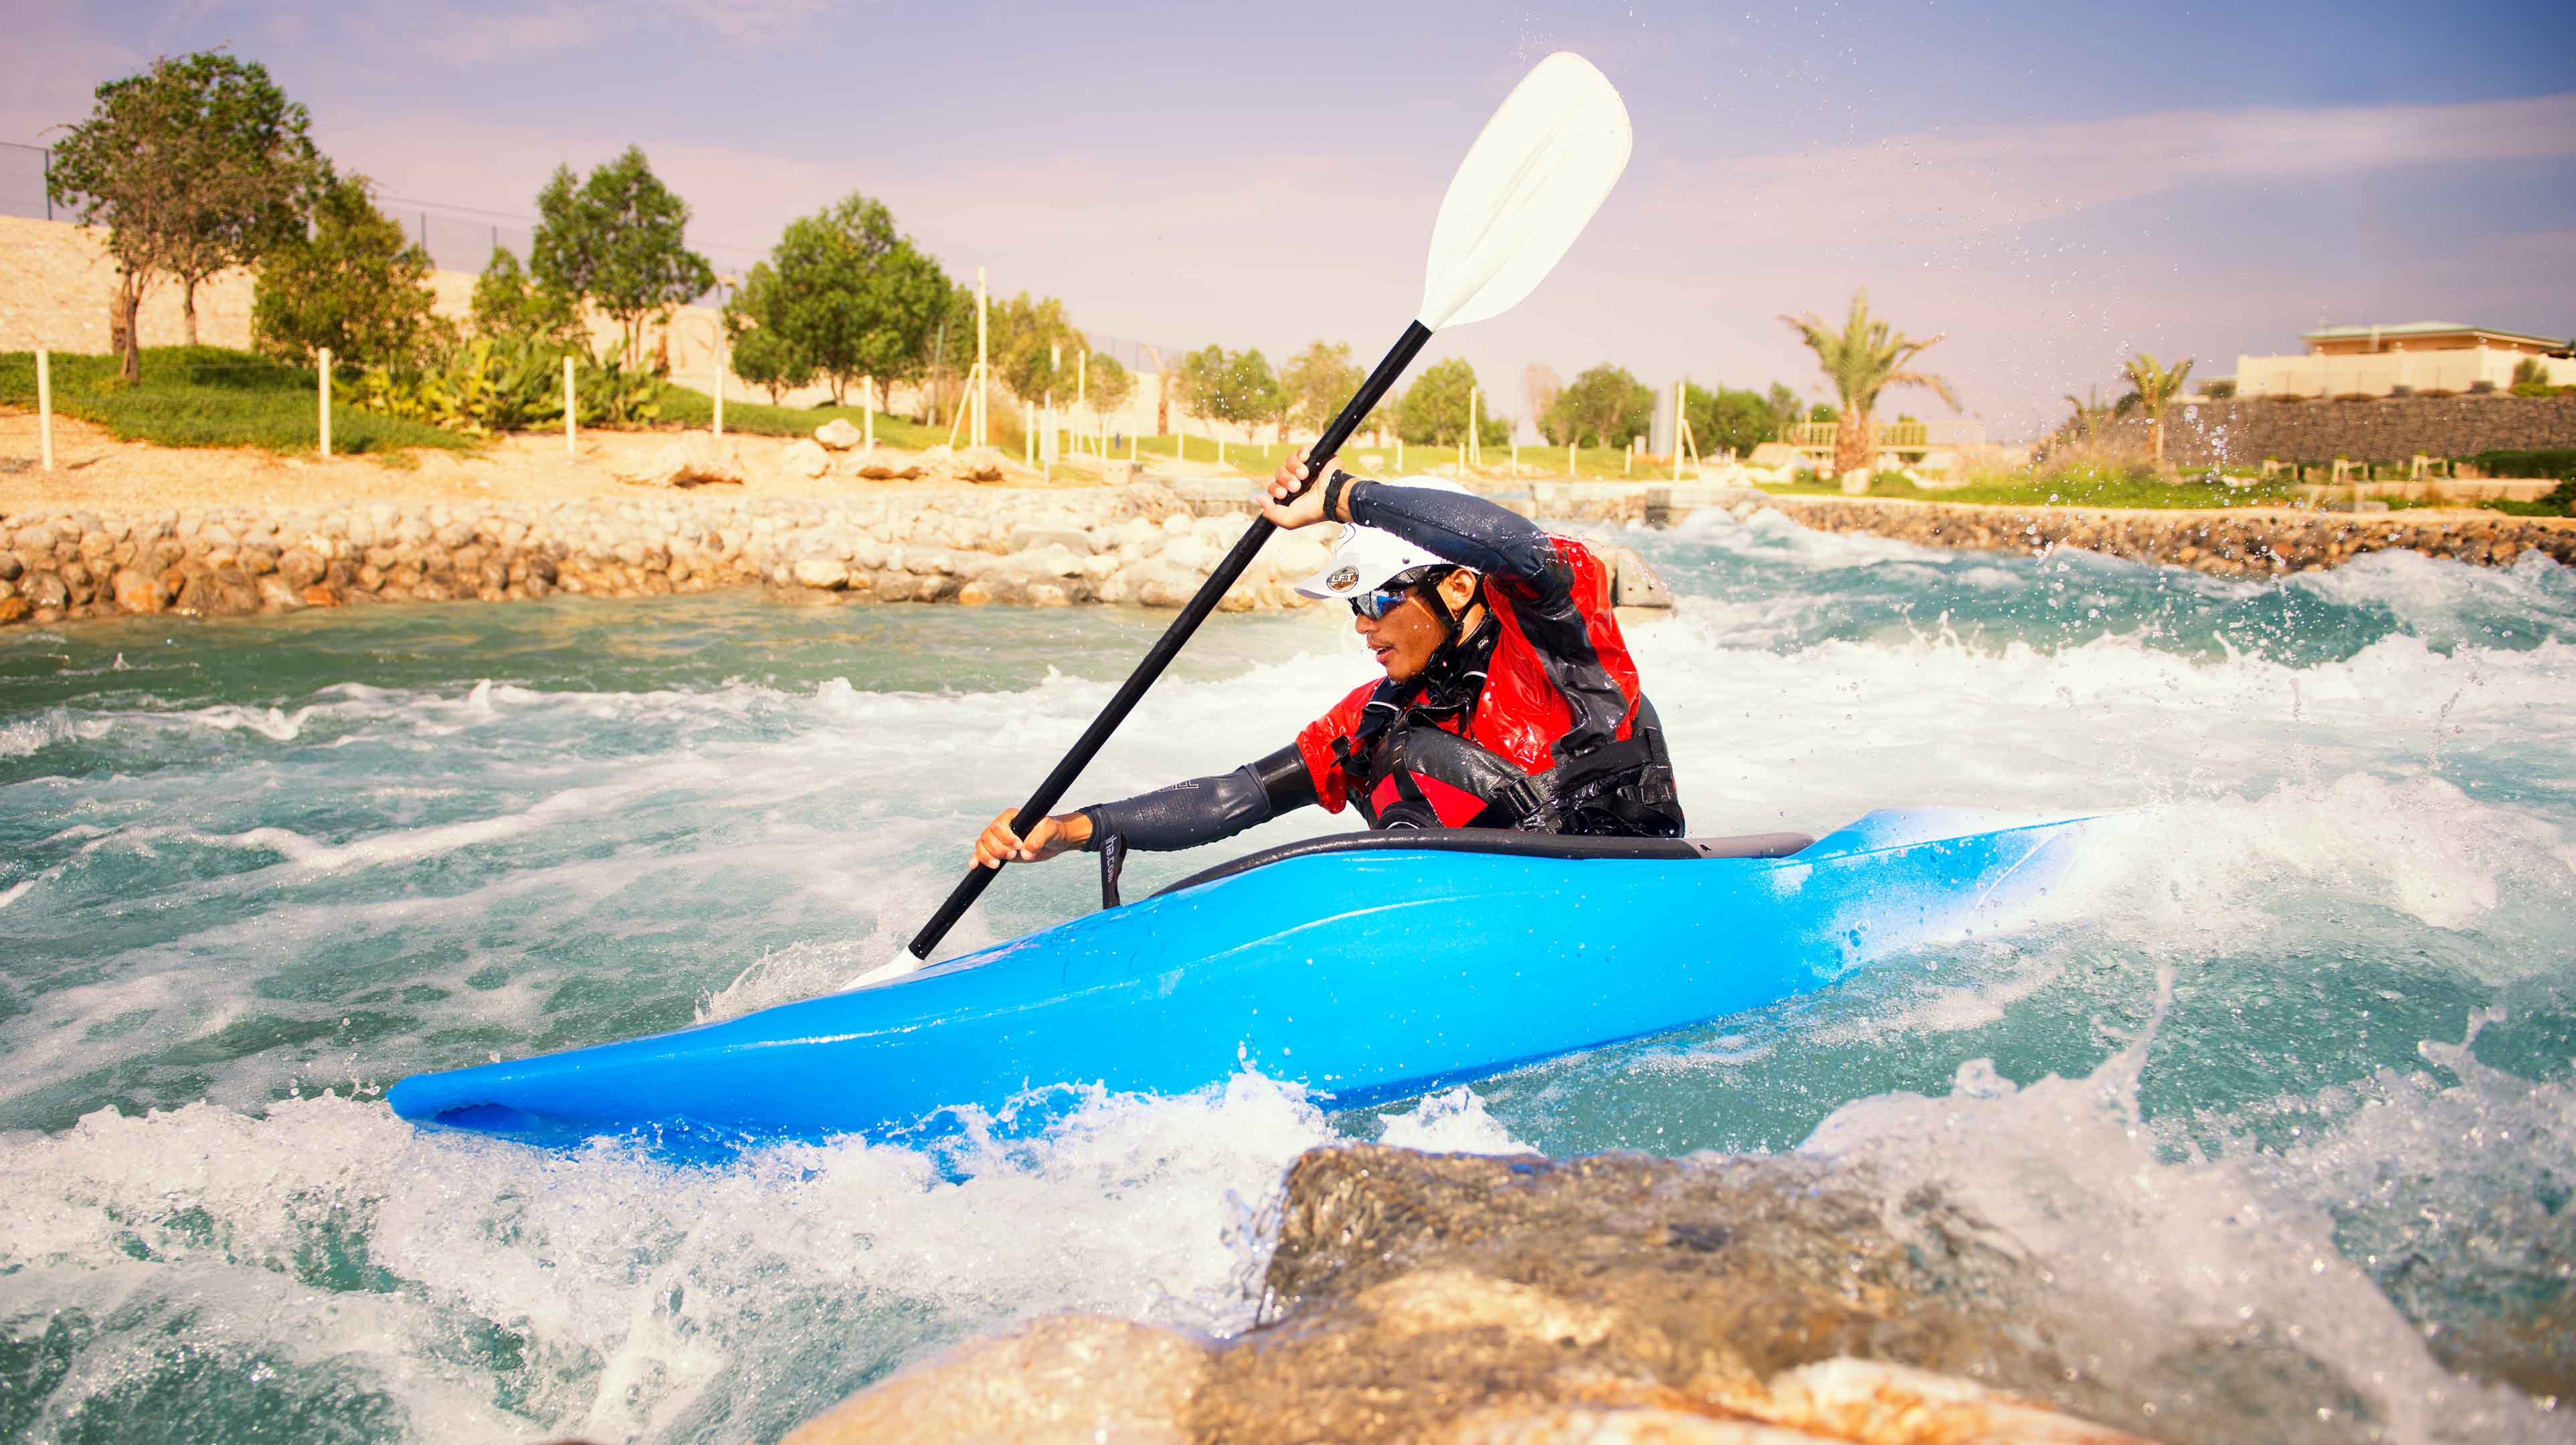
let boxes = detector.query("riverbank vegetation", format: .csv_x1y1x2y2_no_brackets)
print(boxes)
0,347,464,454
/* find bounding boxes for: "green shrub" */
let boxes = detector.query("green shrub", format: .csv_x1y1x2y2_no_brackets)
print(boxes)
2463,448,2576,480
359,334,660,436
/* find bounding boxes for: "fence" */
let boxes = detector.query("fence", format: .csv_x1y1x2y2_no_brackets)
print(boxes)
2,142,52,221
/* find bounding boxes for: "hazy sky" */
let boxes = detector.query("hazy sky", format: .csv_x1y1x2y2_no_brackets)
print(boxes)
9,0,2573,437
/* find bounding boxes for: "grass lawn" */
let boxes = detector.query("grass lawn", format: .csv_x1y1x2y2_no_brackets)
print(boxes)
0,347,467,455
654,385,951,451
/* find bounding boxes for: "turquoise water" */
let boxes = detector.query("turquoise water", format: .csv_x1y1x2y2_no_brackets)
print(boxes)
2,509,2571,1442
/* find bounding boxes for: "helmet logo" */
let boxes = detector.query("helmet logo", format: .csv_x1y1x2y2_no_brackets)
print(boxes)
1326,565,1359,592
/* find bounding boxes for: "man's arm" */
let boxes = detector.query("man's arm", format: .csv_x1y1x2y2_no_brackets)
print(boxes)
1339,476,1568,601
971,745,1317,866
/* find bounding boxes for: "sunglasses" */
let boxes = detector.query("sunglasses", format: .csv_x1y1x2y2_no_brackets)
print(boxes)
1346,569,1447,619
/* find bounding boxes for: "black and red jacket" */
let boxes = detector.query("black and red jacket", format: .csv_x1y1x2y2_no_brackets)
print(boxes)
1081,478,1682,854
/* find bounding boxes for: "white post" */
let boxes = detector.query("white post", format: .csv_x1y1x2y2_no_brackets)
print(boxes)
1569,441,1576,475
713,326,726,437
974,268,989,449
564,355,577,457
1673,379,1685,482
1396,436,1404,469
318,347,333,458
35,347,54,472
1024,401,1035,468
1467,387,1479,468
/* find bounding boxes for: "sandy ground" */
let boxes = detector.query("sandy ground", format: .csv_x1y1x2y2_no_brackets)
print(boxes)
0,411,1198,515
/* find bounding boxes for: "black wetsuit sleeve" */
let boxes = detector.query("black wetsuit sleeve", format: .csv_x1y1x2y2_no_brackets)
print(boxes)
1080,745,1318,852
1342,478,1568,605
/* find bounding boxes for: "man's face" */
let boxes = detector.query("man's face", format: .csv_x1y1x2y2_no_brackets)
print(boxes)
1352,571,1479,682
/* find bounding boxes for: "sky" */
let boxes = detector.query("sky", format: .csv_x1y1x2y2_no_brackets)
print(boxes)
7,0,2573,439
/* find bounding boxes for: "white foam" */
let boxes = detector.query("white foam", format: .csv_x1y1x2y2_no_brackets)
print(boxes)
1375,1086,1538,1155
0,1072,1342,1441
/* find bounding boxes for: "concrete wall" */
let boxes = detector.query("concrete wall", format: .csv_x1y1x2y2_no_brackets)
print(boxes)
2236,347,2576,398
2161,393,2576,466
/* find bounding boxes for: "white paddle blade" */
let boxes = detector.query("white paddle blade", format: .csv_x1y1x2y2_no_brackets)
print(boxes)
1418,52,1633,332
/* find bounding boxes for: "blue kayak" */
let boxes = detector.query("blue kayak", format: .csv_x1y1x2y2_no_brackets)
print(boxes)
388,809,2093,1149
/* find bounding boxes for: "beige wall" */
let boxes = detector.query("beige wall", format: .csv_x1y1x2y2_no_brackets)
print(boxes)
2238,347,2576,398
1,213,258,352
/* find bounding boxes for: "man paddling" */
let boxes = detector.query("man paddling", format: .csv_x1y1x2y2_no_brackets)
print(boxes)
971,455,1682,870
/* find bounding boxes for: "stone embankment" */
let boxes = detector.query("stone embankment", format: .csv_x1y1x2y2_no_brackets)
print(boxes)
784,1143,2212,1444
0,486,1349,628
1544,486,2576,576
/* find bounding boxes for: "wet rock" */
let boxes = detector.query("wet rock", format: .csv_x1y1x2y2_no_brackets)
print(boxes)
0,595,28,624
111,567,165,614
254,575,304,609
790,557,850,590
783,1315,1205,1445
22,571,70,611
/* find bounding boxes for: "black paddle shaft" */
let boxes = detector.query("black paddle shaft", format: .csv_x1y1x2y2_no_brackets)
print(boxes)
907,320,1435,959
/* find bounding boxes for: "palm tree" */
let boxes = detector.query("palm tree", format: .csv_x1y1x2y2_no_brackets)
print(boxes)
2061,385,2112,447
1779,289,1958,478
2118,352,2195,464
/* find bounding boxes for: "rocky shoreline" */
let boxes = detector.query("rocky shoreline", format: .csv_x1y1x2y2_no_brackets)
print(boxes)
1542,484,2576,577
0,484,1350,627
3,480,2567,630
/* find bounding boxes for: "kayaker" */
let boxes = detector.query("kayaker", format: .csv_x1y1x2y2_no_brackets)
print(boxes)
971,455,1683,870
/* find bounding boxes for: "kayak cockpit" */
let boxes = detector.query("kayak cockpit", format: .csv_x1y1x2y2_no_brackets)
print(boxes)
1149,826,1817,899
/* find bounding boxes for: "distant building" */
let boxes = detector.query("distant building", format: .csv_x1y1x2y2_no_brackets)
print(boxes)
2236,320,2573,398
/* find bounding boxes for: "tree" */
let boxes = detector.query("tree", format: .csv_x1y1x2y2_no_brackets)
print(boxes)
1544,364,1653,448
988,292,1085,404
46,51,327,378
1085,354,1134,419
2061,385,2112,447
2116,352,2194,462
1685,383,1782,458
251,174,440,371
1766,383,1804,431
1396,357,1509,447
1522,365,1562,436
470,247,581,345
759,193,953,407
530,147,713,367
1281,340,1363,431
1779,288,1957,478
721,262,814,403
1176,345,1284,437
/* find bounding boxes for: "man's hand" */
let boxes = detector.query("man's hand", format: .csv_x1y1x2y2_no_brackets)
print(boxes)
1261,447,1335,531
972,808,1093,869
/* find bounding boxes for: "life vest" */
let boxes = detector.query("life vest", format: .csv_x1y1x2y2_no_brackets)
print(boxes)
1295,536,1684,838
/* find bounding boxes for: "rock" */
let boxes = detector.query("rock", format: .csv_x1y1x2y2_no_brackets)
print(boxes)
814,417,864,450
240,544,278,576
790,557,850,590
0,552,17,582
111,567,164,614
917,444,1008,484
1604,543,1675,609
255,575,304,609
300,585,343,607
1008,528,1095,556
22,571,69,611
0,595,27,624
784,1315,1204,1445
784,438,832,479
618,433,747,488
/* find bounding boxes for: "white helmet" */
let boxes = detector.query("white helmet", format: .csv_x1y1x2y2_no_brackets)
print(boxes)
1292,475,1479,601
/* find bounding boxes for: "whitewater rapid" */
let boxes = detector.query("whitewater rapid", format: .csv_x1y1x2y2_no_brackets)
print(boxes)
1,510,2570,1442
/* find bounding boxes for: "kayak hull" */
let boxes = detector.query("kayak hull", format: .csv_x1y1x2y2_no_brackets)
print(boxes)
387,809,2092,1148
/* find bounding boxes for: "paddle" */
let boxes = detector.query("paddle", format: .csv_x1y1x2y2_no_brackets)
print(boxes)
908,52,1633,960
